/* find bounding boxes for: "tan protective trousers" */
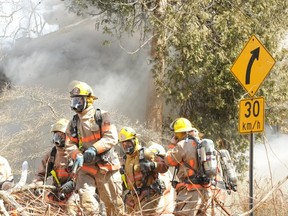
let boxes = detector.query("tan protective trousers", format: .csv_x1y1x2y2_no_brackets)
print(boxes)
76,169,124,216
173,188,227,216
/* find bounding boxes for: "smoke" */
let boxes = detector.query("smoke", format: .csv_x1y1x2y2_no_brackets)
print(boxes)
40,0,85,27
253,133,288,190
1,0,151,122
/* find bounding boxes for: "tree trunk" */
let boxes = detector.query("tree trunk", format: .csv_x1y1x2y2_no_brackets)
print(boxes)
145,0,167,133
146,71,163,133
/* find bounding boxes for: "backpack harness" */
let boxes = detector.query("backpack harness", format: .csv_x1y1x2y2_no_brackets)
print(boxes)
171,136,237,193
45,146,62,188
47,146,57,177
70,108,114,164
171,136,215,188
122,147,164,195
47,145,74,182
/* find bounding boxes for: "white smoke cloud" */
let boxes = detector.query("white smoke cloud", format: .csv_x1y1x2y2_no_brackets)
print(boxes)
254,133,288,190
40,0,86,27
2,0,151,122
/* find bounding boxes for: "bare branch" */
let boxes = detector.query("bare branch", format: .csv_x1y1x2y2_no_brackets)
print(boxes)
119,34,155,54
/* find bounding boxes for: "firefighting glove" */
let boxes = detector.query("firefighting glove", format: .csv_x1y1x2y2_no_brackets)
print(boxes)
140,161,156,173
60,180,75,194
66,159,74,173
72,153,84,173
83,147,97,163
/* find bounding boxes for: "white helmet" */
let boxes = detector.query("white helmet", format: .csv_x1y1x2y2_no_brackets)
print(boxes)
148,141,166,156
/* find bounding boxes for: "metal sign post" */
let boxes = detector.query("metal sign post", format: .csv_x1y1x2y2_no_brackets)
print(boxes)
239,98,264,216
249,132,254,216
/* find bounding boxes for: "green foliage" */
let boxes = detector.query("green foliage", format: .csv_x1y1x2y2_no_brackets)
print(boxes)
151,1,288,173
66,0,154,40
65,0,288,174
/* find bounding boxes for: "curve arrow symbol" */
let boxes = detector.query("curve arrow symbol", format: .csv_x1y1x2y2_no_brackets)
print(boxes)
246,47,260,84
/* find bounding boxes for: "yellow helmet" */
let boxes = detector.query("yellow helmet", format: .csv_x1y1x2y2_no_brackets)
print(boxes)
69,81,98,100
119,127,139,142
51,118,69,133
119,127,140,154
171,117,193,133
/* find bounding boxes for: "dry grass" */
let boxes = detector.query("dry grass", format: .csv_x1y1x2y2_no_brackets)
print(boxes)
1,181,286,216
0,186,66,215
235,176,288,216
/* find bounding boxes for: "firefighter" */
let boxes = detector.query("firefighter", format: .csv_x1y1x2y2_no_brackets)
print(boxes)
0,156,14,190
167,118,229,215
30,118,78,215
65,81,123,216
164,117,216,216
118,127,169,215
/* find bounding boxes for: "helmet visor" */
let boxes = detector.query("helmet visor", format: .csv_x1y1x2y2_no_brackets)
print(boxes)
70,96,86,112
52,132,66,147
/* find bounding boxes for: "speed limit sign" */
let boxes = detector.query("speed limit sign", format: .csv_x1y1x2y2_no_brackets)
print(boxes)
239,97,264,133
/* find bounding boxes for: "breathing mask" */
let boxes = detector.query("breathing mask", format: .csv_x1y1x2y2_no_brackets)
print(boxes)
70,96,86,113
52,132,66,147
121,140,135,155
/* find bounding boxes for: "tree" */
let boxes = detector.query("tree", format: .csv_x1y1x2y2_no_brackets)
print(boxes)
151,1,288,172
64,0,288,172
0,0,50,47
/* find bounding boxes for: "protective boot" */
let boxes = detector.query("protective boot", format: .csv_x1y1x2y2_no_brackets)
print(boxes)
94,193,107,216
79,183,100,216
66,193,80,216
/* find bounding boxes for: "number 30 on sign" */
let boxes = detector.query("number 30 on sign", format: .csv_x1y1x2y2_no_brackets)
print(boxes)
239,97,264,134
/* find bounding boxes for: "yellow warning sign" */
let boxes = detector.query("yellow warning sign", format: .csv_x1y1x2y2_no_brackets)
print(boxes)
231,35,275,97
